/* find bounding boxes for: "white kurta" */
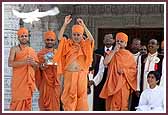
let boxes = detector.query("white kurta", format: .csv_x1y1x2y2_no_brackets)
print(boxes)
137,52,161,91
88,46,112,110
93,56,105,86
133,52,141,63
136,85,164,111
159,58,165,87
92,46,113,86
133,52,141,91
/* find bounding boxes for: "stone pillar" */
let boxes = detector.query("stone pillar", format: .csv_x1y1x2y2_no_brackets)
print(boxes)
3,4,40,111
3,4,20,111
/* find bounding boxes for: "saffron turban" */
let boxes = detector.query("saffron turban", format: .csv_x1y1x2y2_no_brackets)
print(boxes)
116,32,128,43
17,27,28,36
72,25,84,35
44,31,56,40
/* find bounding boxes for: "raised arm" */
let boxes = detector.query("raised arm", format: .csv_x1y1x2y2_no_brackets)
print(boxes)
58,15,72,40
77,18,94,41
104,44,120,65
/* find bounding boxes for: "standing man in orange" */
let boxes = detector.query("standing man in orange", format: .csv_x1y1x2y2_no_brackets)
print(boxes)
8,27,39,111
99,32,137,111
35,31,60,111
54,15,94,111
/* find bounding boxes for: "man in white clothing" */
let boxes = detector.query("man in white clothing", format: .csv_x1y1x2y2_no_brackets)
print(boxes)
129,38,141,111
90,56,105,86
137,39,164,93
88,33,115,111
136,71,164,111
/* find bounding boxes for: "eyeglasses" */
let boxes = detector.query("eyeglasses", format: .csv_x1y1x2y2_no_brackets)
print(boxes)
46,39,54,41
20,35,28,38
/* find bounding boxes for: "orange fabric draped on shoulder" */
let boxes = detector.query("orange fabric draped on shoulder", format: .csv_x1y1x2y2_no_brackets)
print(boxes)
99,49,137,111
35,48,60,111
53,37,94,74
10,47,38,111
53,37,94,111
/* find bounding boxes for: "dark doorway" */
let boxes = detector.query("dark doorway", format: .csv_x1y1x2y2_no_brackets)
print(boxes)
98,28,164,49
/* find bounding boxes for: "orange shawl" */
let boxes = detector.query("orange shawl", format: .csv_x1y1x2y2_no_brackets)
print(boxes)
53,38,94,74
10,46,38,111
100,49,137,99
35,48,60,110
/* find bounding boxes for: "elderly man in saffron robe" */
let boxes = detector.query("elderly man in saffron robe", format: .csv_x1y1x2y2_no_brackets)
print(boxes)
8,27,39,111
53,15,94,111
35,31,60,111
99,32,137,111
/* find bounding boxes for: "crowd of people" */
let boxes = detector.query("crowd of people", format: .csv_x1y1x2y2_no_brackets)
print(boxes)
8,15,165,111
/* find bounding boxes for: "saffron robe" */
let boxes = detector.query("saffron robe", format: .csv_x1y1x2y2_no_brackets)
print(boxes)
10,47,38,111
53,37,94,111
99,49,137,111
35,48,60,111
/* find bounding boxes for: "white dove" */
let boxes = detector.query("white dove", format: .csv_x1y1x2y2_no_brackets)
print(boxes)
12,7,60,24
